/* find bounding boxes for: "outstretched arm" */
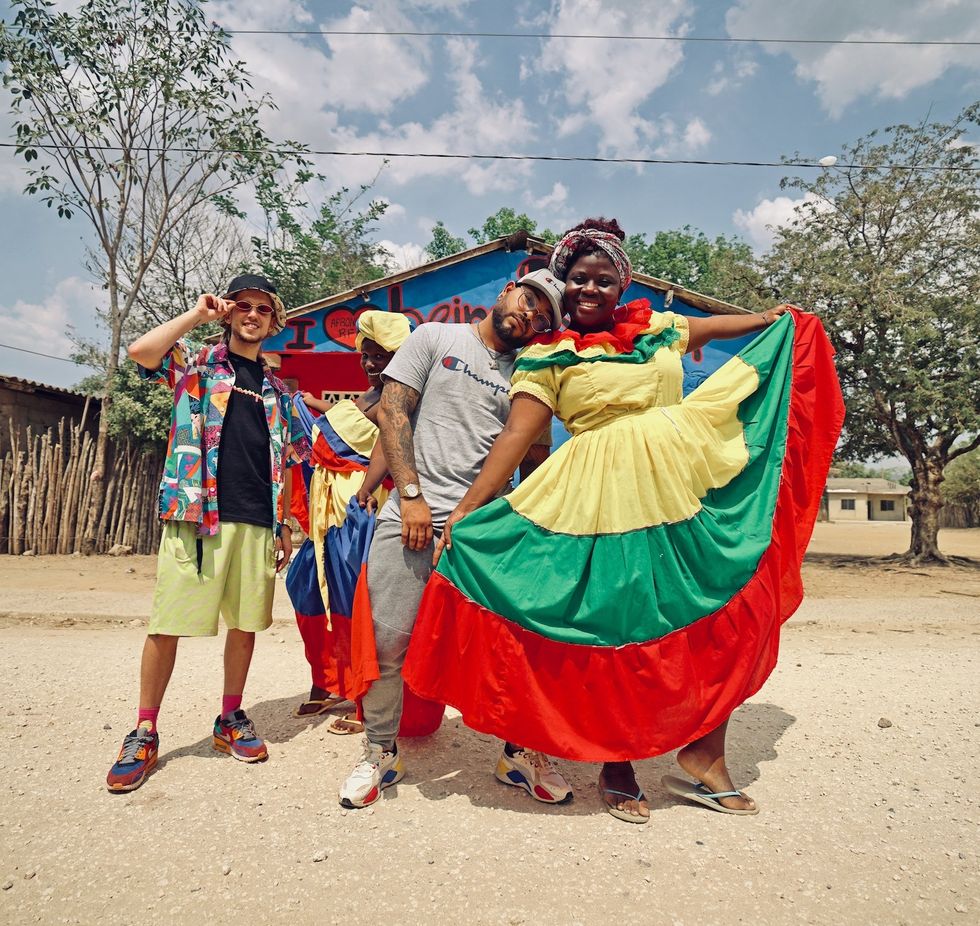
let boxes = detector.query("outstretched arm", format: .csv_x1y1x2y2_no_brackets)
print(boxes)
128,294,234,370
434,395,553,565
686,305,788,354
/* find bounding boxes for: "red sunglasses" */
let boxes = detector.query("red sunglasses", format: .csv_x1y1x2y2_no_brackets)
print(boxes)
232,300,274,316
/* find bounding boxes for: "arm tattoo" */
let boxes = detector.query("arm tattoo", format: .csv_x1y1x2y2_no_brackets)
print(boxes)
378,381,422,491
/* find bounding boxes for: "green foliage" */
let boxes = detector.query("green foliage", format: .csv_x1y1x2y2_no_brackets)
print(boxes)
942,448,980,517
0,0,307,418
425,207,559,261
829,460,912,484
763,106,980,467
467,208,547,244
251,178,390,309
424,221,467,260
426,212,760,305
77,359,174,448
623,226,769,308
761,105,980,557
0,0,304,227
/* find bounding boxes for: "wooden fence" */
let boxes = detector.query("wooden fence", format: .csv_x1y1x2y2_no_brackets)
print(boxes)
0,418,163,555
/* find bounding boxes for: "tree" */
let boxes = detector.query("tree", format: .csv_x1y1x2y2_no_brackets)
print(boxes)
251,177,391,310
1,0,304,551
424,220,468,260
424,207,560,261
942,448,980,526
77,359,175,449
763,106,980,563
97,196,250,331
828,460,912,484
467,207,552,244
624,226,768,309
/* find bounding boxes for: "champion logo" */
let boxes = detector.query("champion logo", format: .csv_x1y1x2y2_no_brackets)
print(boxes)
441,355,509,396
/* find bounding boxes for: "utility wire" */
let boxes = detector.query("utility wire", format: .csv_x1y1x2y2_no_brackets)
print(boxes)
218,28,980,48
0,342,94,365
1,141,976,172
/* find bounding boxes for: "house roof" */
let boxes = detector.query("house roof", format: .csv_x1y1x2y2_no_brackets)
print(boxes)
826,478,911,496
0,374,96,404
286,231,751,320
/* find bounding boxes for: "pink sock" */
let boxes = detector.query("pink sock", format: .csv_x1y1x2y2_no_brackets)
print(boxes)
222,695,243,718
137,707,160,732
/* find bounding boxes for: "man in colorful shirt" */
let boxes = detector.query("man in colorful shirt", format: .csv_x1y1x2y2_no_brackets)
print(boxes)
107,273,307,793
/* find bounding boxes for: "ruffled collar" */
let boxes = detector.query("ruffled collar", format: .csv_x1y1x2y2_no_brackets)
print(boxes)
531,299,652,355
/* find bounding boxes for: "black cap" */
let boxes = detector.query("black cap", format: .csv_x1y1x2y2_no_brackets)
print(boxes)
222,273,278,298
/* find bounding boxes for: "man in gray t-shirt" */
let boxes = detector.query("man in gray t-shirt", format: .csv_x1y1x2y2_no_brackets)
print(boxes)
339,270,575,811
376,320,533,531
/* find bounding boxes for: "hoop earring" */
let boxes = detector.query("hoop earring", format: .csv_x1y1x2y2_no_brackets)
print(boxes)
612,305,627,322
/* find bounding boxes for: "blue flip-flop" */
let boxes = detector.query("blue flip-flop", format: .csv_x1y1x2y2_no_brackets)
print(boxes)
600,785,650,824
661,775,759,815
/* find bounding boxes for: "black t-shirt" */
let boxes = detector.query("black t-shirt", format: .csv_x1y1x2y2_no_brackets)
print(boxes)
217,352,274,528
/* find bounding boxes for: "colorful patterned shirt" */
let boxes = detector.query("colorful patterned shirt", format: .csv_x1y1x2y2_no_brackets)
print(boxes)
139,339,311,537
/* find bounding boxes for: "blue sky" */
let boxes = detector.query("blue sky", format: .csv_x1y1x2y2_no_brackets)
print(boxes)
2,0,979,388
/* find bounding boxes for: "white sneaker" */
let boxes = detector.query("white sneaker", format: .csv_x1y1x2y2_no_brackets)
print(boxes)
495,747,573,804
339,740,404,809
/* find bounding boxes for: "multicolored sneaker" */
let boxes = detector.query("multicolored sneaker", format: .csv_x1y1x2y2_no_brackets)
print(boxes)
339,740,404,809
495,747,573,804
106,725,159,793
212,709,268,762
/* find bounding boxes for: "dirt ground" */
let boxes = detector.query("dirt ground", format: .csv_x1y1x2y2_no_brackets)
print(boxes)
0,522,978,925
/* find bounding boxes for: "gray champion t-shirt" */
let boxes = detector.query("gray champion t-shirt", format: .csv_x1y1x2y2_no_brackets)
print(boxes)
377,322,521,531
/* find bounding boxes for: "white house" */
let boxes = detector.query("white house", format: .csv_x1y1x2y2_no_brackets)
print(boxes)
823,478,911,522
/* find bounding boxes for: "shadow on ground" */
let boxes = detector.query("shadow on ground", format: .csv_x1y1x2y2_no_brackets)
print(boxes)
400,701,796,818
153,696,795,821
156,690,351,769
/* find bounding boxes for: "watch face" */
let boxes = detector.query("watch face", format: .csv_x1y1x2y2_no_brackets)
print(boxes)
403,483,420,499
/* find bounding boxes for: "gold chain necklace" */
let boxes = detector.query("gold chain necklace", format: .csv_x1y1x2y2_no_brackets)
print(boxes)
472,323,508,371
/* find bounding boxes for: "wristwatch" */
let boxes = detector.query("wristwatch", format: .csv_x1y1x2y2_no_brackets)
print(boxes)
402,482,422,499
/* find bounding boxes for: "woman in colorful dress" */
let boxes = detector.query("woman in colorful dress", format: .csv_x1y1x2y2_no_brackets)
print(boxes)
403,218,844,823
288,311,410,731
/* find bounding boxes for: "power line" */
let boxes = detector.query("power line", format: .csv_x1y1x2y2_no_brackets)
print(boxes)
0,342,94,365
1,142,976,172
219,28,980,48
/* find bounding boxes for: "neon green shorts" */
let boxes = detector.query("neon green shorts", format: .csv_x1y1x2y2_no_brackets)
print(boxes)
148,521,276,637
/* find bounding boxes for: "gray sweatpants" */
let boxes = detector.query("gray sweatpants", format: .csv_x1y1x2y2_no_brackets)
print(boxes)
361,518,437,750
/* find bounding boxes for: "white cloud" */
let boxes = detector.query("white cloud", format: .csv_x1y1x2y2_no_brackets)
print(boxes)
733,192,823,251
377,239,429,272
706,55,758,96
534,181,568,211
540,0,694,157
726,1,980,116
0,276,102,358
375,199,407,223
654,117,713,157
210,4,532,196
312,6,432,115
317,37,535,194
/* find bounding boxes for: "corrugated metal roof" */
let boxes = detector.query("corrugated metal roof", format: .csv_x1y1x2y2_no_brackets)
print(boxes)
0,375,95,402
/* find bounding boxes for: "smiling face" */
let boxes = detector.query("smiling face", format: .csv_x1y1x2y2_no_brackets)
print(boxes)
359,336,396,388
562,252,623,333
227,288,274,344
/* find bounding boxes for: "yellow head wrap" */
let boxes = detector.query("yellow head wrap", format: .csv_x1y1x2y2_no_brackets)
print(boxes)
355,310,412,353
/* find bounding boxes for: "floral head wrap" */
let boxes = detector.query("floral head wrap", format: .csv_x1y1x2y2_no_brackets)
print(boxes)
355,310,411,353
549,228,632,291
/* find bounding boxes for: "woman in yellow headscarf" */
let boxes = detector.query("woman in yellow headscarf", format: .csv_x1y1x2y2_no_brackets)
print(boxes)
287,310,411,727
